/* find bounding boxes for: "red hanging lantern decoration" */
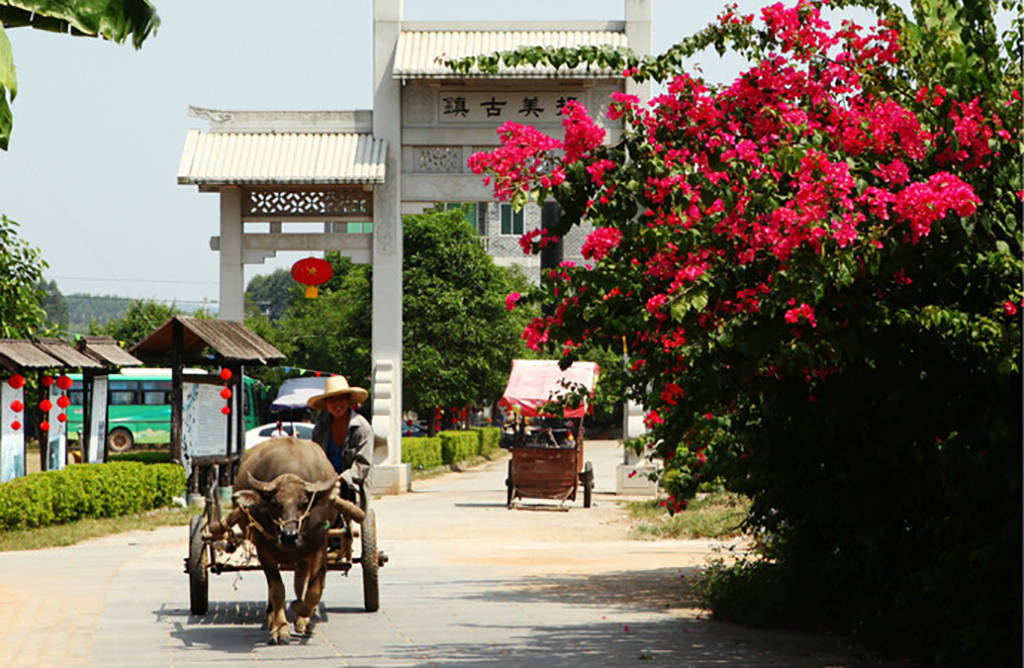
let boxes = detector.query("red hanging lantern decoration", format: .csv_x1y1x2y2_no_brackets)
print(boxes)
9,400,23,412
56,374,73,391
291,256,333,299
57,396,71,409
10,421,20,431
41,375,54,387
220,368,233,414
39,399,53,412
57,413,67,423
7,374,25,389
39,420,50,432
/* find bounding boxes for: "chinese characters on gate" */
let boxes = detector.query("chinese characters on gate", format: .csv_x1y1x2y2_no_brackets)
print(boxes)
439,92,580,123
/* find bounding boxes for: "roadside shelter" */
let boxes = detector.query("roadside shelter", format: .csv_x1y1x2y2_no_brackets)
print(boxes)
0,337,140,479
131,316,284,495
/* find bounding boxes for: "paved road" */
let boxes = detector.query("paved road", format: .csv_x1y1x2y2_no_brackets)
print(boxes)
0,441,871,667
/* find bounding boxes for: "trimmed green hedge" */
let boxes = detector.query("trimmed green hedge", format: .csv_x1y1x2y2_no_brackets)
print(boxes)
0,462,185,531
109,451,173,464
472,427,501,456
439,430,479,465
402,436,443,470
402,427,502,471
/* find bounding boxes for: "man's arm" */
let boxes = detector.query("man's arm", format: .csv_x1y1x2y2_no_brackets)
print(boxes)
339,416,374,490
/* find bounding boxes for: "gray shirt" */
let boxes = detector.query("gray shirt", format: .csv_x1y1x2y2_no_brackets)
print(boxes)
311,409,374,493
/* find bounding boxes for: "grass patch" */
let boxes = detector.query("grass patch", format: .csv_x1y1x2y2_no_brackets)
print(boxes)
0,505,198,552
627,491,751,540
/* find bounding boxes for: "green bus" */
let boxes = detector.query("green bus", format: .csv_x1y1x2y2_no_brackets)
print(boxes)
67,369,265,452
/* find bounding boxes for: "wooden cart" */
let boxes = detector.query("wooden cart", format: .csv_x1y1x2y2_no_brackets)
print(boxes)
500,360,600,509
185,479,386,615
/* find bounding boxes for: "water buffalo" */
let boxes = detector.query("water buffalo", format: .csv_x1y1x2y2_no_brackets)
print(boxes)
206,436,364,644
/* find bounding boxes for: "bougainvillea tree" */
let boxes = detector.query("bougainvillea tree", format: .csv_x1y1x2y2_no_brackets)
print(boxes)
457,0,1021,663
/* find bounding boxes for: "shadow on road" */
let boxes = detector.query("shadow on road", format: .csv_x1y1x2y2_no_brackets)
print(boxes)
362,616,875,668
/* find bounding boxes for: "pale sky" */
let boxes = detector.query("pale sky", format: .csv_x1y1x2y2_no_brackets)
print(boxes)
0,0,874,308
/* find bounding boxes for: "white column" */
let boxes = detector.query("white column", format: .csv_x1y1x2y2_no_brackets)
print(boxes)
369,0,410,494
218,187,245,321
625,0,653,103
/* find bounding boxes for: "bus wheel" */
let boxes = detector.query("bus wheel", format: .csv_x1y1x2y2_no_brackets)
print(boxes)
106,428,134,453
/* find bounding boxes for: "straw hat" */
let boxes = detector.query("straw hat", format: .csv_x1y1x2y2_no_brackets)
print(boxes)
307,375,369,411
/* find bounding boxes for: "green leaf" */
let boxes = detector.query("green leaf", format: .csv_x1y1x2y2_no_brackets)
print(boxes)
0,85,11,150
5,0,160,48
0,23,16,97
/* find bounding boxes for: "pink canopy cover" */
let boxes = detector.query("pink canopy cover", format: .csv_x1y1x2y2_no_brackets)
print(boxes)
499,359,600,418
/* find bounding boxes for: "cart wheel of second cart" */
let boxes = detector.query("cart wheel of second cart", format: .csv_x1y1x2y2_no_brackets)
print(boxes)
361,509,380,612
188,515,209,615
582,461,594,508
505,460,515,508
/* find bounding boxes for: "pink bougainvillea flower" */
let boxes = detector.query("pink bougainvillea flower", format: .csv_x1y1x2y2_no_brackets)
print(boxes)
505,292,521,311
560,100,605,163
581,226,623,260
644,409,665,427
784,303,818,327
1004,300,1018,316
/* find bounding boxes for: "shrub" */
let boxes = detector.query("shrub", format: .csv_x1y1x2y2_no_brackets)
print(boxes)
471,427,501,456
402,436,443,470
462,1,1021,664
109,451,172,464
0,462,185,530
439,430,478,465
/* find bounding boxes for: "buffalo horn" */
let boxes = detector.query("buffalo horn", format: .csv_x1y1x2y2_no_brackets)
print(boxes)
246,471,278,492
304,478,336,494
332,497,366,523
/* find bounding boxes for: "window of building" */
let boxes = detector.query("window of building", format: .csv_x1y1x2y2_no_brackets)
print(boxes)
444,202,487,235
345,222,373,234
500,203,524,235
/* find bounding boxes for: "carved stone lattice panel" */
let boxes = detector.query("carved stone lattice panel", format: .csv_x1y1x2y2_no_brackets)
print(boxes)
244,188,372,219
414,147,462,173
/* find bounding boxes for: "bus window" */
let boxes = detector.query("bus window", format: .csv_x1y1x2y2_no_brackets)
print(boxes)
69,380,85,406
109,380,138,406
141,381,171,405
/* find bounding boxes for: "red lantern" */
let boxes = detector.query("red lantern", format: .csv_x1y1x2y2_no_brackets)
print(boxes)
41,375,54,387
56,375,73,390
57,413,67,423
7,374,24,389
10,421,20,431
220,387,232,400
57,396,71,409
219,368,232,381
39,420,50,432
39,399,53,412
221,405,231,415
291,257,333,299
9,400,23,412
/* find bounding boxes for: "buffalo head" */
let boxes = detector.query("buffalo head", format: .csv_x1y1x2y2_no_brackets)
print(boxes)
235,471,336,549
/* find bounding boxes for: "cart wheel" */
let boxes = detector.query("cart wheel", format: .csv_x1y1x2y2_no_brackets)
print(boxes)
506,460,515,508
360,509,380,612
582,461,594,508
188,515,209,615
